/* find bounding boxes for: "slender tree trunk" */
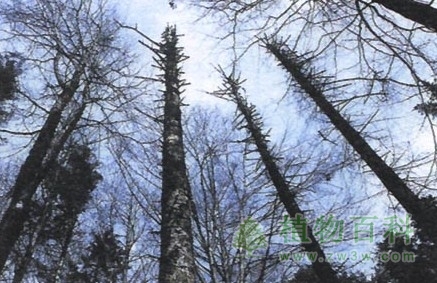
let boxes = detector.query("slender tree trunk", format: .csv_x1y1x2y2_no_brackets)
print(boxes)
155,26,195,283
37,103,88,283
265,40,437,244
218,74,339,283
0,71,81,272
49,225,74,283
372,0,437,32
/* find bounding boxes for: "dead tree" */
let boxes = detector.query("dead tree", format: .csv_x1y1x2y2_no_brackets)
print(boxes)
213,68,340,283
370,0,437,32
142,25,196,283
263,38,437,245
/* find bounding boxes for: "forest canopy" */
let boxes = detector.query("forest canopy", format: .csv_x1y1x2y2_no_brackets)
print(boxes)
0,0,436,282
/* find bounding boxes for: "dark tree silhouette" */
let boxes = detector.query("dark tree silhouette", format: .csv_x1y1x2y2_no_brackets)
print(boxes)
371,0,437,32
263,37,437,245
213,69,340,283
82,229,125,283
373,234,437,283
288,265,369,283
0,53,21,124
0,0,132,272
130,25,196,283
11,141,102,282
63,228,125,283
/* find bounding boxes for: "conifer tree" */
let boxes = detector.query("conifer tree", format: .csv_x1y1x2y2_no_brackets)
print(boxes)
370,0,437,32
263,38,437,245
213,68,340,283
76,229,125,283
373,235,437,283
0,53,19,124
144,25,196,283
11,141,102,282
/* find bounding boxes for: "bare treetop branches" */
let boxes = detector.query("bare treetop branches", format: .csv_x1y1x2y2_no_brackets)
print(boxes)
0,0,134,103
0,0,137,273
189,0,437,196
213,68,340,282
190,0,437,105
263,36,437,245
138,25,196,283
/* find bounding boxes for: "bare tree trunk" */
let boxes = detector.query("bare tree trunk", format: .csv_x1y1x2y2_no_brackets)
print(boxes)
215,71,340,283
0,72,81,272
43,102,88,283
154,26,196,283
264,40,437,244
372,0,437,32
0,0,136,278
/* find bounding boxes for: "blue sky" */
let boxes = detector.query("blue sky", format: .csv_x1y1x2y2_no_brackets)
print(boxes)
1,0,436,278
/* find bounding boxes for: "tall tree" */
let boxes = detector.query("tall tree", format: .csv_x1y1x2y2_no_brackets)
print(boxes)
213,69,340,283
263,38,437,244
184,107,291,282
0,0,132,272
143,25,196,283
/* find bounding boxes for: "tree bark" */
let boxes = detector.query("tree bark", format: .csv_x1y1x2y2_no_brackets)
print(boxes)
218,74,340,283
224,79,340,283
372,0,437,31
265,41,437,244
157,26,196,283
0,71,81,272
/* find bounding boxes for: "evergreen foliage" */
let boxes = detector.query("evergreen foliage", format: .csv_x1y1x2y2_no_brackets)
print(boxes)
0,53,20,123
12,142,101,282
